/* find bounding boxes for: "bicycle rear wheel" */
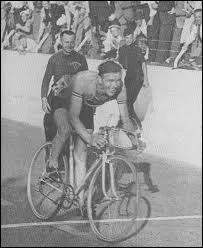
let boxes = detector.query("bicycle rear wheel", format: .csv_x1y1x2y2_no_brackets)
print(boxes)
87,155,140,242
27,142,67,220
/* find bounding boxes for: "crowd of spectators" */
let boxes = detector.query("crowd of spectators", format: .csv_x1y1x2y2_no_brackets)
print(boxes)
1,1,202,70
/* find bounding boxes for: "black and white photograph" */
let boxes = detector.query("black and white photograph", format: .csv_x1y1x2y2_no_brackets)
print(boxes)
1,1,202,247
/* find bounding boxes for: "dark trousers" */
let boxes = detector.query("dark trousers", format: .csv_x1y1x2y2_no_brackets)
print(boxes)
125,79,143,128
156,23,174,63
134,3,150,23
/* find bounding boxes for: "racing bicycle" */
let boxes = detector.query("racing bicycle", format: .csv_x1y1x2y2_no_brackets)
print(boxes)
27,126,145,242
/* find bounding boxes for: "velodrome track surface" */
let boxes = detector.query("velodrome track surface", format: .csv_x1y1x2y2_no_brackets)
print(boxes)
1,51,202,246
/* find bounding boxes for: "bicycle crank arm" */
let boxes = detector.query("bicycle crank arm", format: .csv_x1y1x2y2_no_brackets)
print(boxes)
39,178,63,193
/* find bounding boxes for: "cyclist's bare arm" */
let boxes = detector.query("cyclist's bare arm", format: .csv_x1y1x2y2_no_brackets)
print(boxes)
117,85,137,131
69,74,92,144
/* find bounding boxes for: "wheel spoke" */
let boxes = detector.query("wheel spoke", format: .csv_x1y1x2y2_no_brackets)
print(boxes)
27,143,67,219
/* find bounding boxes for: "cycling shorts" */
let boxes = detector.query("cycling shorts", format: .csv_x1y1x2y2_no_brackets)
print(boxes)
47,90,95,130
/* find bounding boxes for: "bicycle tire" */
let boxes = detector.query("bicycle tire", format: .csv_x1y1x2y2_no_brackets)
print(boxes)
27,142,67,220
87,155,140,242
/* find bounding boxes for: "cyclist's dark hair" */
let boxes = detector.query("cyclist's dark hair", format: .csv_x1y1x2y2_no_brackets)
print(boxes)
60,30,75,39
98,60,123,76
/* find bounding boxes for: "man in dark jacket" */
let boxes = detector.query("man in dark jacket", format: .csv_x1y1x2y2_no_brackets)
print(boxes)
155,1,176,63
118,27,150,128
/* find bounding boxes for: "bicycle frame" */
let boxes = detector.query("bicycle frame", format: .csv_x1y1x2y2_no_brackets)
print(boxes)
63,135,120,204
43,126,142,207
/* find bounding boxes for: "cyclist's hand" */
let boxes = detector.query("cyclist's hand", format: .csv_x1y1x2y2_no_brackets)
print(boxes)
90,133,107,149
52,78,67,96
128,133,138,146
42,97,51,113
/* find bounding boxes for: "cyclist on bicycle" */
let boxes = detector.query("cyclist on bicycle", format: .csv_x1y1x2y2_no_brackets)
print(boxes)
48,59,139,206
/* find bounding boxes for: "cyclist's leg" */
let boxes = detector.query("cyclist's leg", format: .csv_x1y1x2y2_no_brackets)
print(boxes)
43,91,57,142
74,103,95,206
48,107,71,169
74,129,93,206
43,113,57,142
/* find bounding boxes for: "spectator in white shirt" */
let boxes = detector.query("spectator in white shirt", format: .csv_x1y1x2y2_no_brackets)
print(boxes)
16,32,50,54
101,20,122,57
174,8,202,68
133,12,147,42
16,34,38,53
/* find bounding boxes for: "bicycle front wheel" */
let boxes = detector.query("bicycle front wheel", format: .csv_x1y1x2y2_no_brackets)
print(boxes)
87,155,140,242
27,142,67,220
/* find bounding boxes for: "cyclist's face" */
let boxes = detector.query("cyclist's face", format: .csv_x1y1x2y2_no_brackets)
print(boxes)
61,34,75,53
102,72,123,97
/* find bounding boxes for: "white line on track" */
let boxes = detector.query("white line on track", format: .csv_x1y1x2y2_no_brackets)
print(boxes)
1,215,202,229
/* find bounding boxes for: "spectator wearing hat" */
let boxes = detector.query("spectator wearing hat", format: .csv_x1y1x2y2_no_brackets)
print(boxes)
174,8,202,69
15,9,33,36
133,11,147,41
101,19,122,59
118,26,150,128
